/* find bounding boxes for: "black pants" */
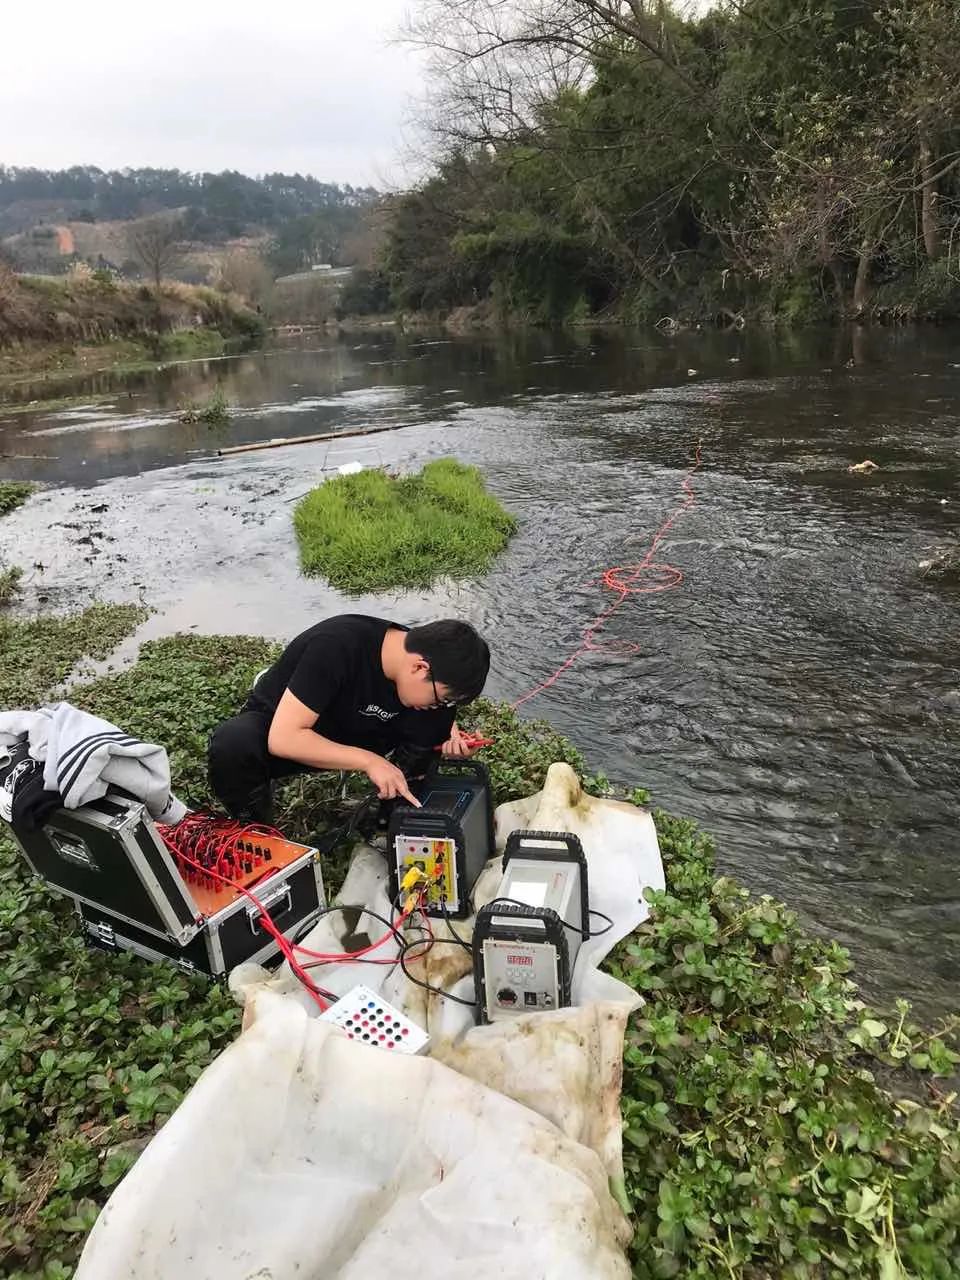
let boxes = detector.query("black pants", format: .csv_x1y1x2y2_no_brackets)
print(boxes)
208,707,312,824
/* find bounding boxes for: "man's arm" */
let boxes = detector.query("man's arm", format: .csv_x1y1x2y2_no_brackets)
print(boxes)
267,690,419,805
401,709,483,761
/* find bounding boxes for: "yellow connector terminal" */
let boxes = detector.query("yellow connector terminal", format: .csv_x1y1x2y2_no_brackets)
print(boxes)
401,865,430,913
401,866,428,892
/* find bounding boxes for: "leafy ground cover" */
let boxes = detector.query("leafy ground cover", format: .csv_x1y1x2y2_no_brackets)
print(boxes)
0,615,956,1278
0,484,32,606
293,459,517,592
0,568,22,608
0,485,33,519
0,605,146,710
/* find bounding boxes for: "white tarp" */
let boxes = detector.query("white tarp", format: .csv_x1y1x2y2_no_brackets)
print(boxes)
76,765,664,1280
77,991,633,1280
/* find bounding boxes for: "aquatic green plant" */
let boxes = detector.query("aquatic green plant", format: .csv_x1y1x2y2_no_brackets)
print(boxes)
294,459,517,592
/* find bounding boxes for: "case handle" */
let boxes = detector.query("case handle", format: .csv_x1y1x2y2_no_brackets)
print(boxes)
245,882,293,933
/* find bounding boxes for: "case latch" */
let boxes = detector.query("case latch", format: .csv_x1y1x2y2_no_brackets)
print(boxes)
89,920,116,948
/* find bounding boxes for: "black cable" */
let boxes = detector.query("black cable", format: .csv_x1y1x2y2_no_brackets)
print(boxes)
294,976,338,1002
303,887,476,1008
484,898,616,938
389,888,477,1007
290,902,408,951
312,790,380,857
588,909,615,937
276,954,337,1004
440,899,473,954
399,936,477,1007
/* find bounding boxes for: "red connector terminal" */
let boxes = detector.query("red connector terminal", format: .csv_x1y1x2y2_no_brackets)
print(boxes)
433,733,494,752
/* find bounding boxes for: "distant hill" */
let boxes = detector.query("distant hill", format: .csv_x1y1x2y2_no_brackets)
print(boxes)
0,166,378,238
0,166,383,285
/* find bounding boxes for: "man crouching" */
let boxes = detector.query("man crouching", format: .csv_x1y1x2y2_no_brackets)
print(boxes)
208,615,490,824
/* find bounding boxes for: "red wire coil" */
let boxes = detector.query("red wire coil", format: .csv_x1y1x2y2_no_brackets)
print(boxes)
511,441,702,708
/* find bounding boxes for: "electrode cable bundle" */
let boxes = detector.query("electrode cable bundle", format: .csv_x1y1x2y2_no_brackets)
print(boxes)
158,814,479,1009
157,816,417,1010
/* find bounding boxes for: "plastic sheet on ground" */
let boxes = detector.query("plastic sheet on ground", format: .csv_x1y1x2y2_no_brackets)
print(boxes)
76,764,664,1279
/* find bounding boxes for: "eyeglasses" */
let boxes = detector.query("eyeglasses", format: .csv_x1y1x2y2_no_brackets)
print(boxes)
429,672,457,710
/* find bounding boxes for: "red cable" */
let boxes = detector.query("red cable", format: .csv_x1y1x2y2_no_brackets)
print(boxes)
511,441,702,710
158,816,417,998
290,902,415,964
158,832,331,1010
432,733,493,752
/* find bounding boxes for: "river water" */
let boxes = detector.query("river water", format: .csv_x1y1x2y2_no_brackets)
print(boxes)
1,325,958,1016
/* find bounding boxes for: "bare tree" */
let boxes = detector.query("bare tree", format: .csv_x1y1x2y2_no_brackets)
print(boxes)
401,0,717,301
212,249,273,308
127,216,182,290
404,1,597,150
403,0,701,152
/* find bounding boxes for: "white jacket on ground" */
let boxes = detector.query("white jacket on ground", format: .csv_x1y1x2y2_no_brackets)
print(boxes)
0,702,186,824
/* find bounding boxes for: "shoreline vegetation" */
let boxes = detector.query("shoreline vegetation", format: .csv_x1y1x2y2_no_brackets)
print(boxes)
0,606,956,1277
6,289,960,407
4,270,960,407
0,483,34,608
0,269,262,392
7,258,960,408
381,2,960,331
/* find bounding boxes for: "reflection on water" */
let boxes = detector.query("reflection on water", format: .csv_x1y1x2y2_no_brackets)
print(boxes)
1,325,958,1015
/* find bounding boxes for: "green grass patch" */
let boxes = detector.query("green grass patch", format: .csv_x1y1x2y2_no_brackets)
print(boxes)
158,328,226,361
0,483,34,519
0,622,957,1278
0,340,153,389
293,459,517,592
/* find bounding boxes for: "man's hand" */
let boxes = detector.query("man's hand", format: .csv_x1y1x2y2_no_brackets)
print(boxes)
441,722,482,759
364,754,421,806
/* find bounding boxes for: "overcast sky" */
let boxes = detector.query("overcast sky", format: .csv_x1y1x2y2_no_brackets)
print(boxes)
1,0,423,188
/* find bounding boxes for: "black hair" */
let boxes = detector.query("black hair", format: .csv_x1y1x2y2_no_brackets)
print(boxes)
404,620,490,704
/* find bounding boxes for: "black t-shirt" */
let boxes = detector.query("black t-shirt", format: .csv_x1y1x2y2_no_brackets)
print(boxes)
249,615,455,756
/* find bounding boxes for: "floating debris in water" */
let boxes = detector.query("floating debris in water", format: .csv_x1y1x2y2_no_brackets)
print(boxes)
919,545,960,581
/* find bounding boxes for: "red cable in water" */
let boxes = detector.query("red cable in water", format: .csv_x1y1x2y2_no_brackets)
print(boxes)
511,441,703,710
